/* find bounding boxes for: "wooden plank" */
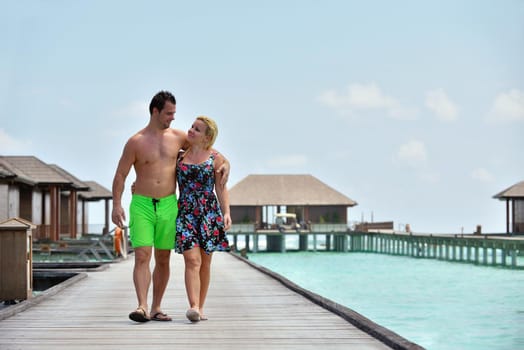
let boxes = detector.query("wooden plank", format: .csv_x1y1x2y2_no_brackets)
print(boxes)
0,253,400,349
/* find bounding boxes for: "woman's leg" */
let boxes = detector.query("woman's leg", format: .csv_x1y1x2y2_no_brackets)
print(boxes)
183,248,202,313
198,250,213,320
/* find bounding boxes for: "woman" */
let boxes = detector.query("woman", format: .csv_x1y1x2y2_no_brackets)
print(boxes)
175,115,231,322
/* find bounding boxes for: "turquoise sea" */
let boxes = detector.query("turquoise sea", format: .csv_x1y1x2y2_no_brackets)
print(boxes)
248,251,524,350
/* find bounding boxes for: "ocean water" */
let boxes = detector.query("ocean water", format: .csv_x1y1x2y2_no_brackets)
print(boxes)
248,251,524,350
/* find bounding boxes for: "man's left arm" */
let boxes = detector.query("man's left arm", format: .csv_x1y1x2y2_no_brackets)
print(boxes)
212,149,230,186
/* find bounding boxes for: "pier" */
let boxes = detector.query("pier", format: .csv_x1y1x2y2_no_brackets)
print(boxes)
0,252,423,350
228,225,524,269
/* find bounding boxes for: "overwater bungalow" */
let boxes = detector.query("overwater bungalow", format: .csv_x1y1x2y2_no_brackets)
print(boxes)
494,180,524,234
228,174,357,232
0,155,112,241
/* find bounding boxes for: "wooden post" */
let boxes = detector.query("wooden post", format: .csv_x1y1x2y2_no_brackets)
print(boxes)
474,243,479,264
69,190,77,239
511,200,516,233
81,200,87,234
49,185,60,241
506,199,510,233
483,241,488,265
103,199,110,235
253,233,258,253
511,246,517,268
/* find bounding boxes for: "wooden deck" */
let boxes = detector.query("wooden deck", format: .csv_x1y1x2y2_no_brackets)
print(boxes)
0,253,422,350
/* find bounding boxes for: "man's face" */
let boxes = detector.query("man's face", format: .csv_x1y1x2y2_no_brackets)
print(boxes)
156,101,176,129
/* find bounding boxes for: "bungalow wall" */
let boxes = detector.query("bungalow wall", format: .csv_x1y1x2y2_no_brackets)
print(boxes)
60,193,69,231
0,184,21,221
8,186,18,219
0,183,45,228
31,190,43,225
307,205,347,224
516,199,524,232
230,206,258,224
19,186,32,220
0,184,10,221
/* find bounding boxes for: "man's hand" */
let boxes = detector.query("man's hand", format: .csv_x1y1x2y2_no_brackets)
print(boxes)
215,158,230,186
112,206,126,228
223,213,232,231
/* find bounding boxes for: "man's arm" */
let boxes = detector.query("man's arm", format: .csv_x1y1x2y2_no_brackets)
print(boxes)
111,140,135,228
214,153,232,231
211,148,230,186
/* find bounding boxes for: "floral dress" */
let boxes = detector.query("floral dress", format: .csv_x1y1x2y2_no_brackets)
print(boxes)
175,152,230,254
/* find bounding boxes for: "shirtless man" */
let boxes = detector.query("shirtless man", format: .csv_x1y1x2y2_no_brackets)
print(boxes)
111,91,229,322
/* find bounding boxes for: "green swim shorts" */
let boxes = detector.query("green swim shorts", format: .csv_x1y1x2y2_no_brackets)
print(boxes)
129,194,178,249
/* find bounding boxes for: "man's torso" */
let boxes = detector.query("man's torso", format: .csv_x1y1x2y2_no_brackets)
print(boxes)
133,128,185,198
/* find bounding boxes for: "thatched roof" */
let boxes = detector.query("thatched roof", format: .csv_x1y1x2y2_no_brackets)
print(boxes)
493,180,524,199
0,162,17,180
49,164,90,190
229,174,357,206
0,156,70,186
0,156,111,199
79,181,112,200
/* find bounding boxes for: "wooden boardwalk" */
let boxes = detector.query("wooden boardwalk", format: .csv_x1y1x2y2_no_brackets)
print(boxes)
0,253,421,350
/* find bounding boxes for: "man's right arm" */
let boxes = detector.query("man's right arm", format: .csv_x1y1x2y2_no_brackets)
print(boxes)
111,140,135,228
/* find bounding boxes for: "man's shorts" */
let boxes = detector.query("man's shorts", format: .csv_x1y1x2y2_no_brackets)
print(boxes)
129,194,178,249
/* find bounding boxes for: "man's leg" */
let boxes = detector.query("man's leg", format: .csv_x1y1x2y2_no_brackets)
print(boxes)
130,246,152,320
150,248,171,318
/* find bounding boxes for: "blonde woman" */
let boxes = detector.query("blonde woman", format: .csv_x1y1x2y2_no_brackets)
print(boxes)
175,116,231,322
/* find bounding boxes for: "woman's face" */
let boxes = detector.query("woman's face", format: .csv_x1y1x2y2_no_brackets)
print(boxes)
187,119,209,145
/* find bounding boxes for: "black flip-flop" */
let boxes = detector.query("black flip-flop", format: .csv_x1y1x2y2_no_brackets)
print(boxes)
151,312,172,322
129,307,150,322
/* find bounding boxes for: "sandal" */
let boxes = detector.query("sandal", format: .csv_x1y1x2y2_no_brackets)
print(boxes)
186,309,200,322
129,307,149,323
151,311,172,322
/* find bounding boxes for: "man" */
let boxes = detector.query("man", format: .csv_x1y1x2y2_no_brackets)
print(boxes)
111,91,229,322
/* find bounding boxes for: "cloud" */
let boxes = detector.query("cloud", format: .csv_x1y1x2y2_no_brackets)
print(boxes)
471,167,494,182
425,88,458,121
487,89,524,123
318,83,417,120
0,129,32,154
266,154,308,168
393,140,428,167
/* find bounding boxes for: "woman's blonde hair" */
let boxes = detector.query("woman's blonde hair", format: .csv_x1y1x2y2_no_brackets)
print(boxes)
196,115,218,149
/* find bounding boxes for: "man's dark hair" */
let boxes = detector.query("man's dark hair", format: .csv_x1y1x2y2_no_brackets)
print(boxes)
149,91,176,115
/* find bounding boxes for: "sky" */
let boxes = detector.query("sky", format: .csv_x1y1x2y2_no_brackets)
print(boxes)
1,0,523,234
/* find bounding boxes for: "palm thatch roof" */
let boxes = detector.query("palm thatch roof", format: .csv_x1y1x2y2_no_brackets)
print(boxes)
79,181,112,201
229,174,357,206
0,155,111,197
0,155,70,186
493,180,524,199
49,164,90,190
